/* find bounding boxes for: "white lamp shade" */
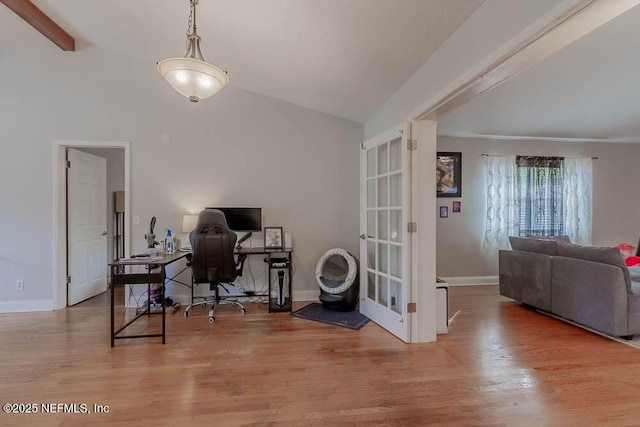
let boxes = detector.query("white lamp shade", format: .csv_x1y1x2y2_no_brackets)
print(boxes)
157,57,229,102
182,214,198,233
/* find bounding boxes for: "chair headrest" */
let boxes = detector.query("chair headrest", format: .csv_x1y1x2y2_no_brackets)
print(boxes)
193,209,231,235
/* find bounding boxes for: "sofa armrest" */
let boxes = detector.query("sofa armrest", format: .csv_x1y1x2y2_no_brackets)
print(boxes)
551,256,628,337
499,250,552,311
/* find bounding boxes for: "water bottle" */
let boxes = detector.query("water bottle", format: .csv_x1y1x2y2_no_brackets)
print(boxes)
166,229,174,254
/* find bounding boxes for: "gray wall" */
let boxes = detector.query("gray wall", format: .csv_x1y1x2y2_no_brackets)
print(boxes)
75,147,125,263
436,136,640,277
0,44,362,309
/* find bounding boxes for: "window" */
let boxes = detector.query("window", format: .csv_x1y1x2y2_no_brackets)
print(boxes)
516,156,564,237
482,155,592,249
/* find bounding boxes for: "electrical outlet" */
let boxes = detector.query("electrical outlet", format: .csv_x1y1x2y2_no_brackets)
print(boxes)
16,280,24,291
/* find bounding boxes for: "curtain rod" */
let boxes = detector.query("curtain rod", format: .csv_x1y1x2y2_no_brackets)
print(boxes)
481,154,598,160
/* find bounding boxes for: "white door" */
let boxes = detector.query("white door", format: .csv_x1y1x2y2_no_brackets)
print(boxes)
68,148,108,305
360,123,411,342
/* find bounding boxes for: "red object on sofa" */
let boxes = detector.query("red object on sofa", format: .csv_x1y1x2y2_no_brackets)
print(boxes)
625,256,640,266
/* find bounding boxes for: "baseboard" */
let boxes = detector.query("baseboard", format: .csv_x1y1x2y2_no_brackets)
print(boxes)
0,300,55,313
439,276,499,286
293,290,319,302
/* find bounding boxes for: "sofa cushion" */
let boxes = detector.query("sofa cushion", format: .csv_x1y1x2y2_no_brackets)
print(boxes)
556,243,631,292
509,237,558,255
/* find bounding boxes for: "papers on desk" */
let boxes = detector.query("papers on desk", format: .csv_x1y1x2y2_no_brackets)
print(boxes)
118,256,163,263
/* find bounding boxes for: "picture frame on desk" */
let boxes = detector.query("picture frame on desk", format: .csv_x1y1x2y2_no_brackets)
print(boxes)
264,227,284,249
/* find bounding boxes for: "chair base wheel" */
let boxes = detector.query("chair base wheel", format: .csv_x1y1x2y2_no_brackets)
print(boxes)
240,309,246,314
208,316,215,324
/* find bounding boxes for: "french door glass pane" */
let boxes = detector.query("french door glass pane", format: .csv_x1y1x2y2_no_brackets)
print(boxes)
367,179,375,208
367,210,375,238
390,209,401,242
367,148,376,178
390,244,401,278
377,210,388,241
367,241,376,270
390,280,401,314
390,137,401,172
378,242,388,274
378,143,388,175
379,276,388,307
390,173,402,207
377,176,388,207
367,272,375,300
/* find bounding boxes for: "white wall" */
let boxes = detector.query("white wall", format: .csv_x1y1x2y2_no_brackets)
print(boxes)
75,147,125,263
0,44,362,310
364,0,581,138
436,136,640,278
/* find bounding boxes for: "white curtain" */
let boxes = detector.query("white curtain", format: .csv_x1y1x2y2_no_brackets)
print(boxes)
563,157,592,245
482,155,519,249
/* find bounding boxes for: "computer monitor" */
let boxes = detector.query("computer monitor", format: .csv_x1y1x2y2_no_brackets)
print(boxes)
206,207,262,232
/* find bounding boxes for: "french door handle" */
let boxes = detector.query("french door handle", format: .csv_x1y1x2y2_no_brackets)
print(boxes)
359,234,366,240
101,231,108,236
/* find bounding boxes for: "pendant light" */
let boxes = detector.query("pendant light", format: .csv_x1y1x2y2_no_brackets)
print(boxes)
157,0,229,102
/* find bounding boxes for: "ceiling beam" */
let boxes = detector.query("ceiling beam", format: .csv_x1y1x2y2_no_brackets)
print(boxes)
1,0,75,51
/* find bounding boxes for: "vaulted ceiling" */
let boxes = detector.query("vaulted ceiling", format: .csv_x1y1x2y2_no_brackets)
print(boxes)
5,0,638,142
440,3,640,143
1,0,484,123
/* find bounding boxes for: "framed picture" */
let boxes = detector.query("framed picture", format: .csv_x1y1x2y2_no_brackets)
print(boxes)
452,201,461,213
437,152,462,198
439,206,448,218
264,227,284,249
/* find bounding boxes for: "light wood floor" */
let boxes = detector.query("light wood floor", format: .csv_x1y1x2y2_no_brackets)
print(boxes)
1,285,639,426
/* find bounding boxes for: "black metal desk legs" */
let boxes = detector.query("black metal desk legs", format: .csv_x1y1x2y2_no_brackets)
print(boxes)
109,264,167,347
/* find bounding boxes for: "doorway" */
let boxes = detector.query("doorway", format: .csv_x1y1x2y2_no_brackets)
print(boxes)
52,140,131,309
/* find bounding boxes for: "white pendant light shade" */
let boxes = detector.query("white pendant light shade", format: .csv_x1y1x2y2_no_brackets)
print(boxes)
157,0,228,102
157,57,229,102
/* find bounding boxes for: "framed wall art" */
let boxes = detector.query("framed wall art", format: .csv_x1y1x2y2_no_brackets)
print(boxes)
436,152,462,198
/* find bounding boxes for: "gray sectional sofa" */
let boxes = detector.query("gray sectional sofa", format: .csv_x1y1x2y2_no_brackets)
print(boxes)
499,236,640,338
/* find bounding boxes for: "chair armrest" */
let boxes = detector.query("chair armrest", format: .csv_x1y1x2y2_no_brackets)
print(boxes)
235,254,247,277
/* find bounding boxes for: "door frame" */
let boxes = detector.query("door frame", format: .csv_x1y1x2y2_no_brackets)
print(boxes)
52,140,131,310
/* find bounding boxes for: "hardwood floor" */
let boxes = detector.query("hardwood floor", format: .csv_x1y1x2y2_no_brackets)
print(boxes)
1,285,639,426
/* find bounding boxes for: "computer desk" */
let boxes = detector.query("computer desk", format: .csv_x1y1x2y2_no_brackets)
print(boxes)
109,251,190,347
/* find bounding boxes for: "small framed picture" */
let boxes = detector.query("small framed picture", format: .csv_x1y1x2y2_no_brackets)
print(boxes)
439,206,448,218
452,201,461,213
264,227,284,249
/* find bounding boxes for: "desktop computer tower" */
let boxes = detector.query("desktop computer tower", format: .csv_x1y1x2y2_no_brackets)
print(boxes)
267,257,291,313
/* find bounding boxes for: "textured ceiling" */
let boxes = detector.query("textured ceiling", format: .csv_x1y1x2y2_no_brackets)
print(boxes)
439,4,640,143
1,0,484,123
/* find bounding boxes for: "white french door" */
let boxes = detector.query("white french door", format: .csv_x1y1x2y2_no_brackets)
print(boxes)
68,148,108,305
360,123,412,342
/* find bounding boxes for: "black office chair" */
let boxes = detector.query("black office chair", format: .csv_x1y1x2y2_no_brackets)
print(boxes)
184,209,247,323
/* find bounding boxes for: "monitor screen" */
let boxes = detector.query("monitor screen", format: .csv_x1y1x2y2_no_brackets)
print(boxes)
206,207,262,232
